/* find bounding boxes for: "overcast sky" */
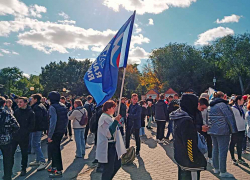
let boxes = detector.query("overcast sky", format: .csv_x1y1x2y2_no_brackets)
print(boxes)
0,0,249,75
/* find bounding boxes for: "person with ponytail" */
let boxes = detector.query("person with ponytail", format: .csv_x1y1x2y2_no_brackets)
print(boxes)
208,91,237,178
230,95,248,165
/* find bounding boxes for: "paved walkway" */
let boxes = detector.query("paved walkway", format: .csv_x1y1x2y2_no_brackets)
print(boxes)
0,121,250,180
78,122,250,180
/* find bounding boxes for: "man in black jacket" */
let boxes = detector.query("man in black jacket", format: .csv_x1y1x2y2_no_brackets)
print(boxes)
195,98,209,133
47,91,68,178
12,97,35,176
170,94,207,180
0,97,19,180
126,93,142,156
29,93,48,171
60,96,72,141
119,97,127,135
155,94,168,143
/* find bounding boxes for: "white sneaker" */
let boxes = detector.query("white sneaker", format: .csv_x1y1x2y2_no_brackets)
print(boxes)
85,145,91,149
0,155,3,160
37,162,47,171
29,161,40,166
219,172,234,178
212,169,219,174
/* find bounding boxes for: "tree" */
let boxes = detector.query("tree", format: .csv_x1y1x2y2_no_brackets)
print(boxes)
0,67,23,95
150,43,213,94
140,63,163,92
214,33,250,94
40,57,91,96
114,64,144,98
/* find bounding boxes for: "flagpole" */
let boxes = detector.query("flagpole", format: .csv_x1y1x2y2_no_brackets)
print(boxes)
117,67,126,116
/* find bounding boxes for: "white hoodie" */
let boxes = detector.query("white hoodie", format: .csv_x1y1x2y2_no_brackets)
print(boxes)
232,106,246,132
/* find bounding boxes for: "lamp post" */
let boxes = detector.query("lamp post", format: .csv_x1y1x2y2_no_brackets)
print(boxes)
213,77,216,87
30,87,35,91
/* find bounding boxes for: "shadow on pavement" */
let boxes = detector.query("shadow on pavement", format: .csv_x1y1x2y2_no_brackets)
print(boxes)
63,158,88,180
141,137,157,149
122,156,152,180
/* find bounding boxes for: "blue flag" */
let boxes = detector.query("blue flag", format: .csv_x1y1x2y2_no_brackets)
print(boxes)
84,11,135,106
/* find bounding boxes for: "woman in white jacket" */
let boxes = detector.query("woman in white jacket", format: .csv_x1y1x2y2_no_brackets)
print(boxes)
68,99,87,158
96,100,126,180
230,95,247,165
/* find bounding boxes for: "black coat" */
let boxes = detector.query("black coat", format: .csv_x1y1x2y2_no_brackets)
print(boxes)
147,106,154,117
170,109,207,171
141,106,147,127
194,110,203,133
168,100,180,114
31,102,48,132
84,103,93,119
0,107,19,145
127,103,142,129
155,100,169,121
120,103,127,118
13,106,35,140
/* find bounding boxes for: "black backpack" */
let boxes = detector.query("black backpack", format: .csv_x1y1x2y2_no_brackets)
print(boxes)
89,107,102,133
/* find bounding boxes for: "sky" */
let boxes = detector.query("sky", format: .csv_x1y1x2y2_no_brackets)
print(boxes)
0,0,250,77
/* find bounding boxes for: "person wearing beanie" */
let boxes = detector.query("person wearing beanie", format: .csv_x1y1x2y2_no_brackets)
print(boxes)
47,91,69,178
170,94,207,180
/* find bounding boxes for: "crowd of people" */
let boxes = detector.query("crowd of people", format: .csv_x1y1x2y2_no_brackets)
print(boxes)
0,90,250,180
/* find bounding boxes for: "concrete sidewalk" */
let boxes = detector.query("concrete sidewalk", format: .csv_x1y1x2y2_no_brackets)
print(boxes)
78,122,250,180
1,122,250,180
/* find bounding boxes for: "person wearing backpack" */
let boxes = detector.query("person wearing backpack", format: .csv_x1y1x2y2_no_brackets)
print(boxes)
0,96,20,180
170,94,207,180
29,94,49,171
68,99,88,158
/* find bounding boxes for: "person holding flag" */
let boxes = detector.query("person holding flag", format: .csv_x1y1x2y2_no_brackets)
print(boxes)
84,11,136,179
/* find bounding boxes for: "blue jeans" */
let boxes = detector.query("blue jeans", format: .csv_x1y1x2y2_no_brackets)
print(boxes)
31,131,45,163
147,116,152,127
139,127,145,136
74,128,86,157
210,135,230,173
166,120,173,139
